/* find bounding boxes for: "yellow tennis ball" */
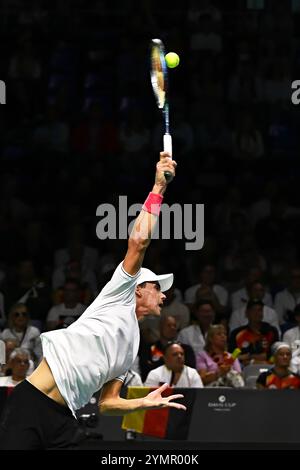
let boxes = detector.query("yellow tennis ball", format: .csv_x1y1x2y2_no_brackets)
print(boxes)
165,52,180,69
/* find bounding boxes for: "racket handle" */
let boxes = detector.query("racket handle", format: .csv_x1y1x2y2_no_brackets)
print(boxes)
163,133,173,182
163,133,172,156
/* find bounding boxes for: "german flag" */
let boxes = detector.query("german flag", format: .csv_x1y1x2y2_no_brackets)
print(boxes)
122,387,195,440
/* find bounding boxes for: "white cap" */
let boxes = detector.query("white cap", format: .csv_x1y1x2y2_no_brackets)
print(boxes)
271,341,291,355
136,268,173,292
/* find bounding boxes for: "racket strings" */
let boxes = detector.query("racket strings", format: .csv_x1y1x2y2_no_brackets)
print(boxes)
151,47,166,109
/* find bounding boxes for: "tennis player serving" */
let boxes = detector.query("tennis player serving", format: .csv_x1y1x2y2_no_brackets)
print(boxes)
0,151,183,450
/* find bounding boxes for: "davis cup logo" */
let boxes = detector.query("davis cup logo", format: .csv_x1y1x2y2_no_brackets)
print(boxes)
208,394,236,411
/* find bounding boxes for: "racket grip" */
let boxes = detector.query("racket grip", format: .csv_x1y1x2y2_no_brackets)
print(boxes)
163,133,172,157
163,133,173,182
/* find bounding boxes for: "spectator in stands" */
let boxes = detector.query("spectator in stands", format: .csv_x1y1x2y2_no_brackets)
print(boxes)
144,342,203,388
274,267,300,325
229,300,279,367
249,181,279,228
4,259,51,324
187,0,222,26
0,175,33,231
1,303,41,363
178,299,215,356
8,36,42,119
213,187,244,236
139,315,195,382
232,111,264,161
256,342,300,389
46,279,86,331
0,348,31,387
231,266,272,311
184,264,228,317
161,285,190,330
52,259,96,304
54,224,99,272
123,370,143,387
5,260,38,308
229,281,280,334
24,220,53,266
0,339,19,377
197,324,244,387
228,61,263,106
261,1,294,39
190,13,222,56
236,236,267,275
8,36,41,82
282,304,300,351
194,105,231,155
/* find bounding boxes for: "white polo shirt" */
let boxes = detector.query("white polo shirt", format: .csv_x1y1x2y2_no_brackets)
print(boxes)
40,262,140,416
144,365,203,388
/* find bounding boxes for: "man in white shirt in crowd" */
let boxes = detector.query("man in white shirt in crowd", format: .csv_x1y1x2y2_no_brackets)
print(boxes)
0,151,185,450
0,348,30,387
46,279,86,330
184,264,228,320
274,267,300,325
283,304,300,351
145,342,203,388
229,281,280,335
231,266,272,311
178,299,215,356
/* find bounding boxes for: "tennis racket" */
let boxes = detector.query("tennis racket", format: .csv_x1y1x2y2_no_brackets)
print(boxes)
150,38,173,181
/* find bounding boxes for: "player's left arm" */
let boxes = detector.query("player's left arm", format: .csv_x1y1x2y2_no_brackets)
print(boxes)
122,152,176,277
98,379,185,416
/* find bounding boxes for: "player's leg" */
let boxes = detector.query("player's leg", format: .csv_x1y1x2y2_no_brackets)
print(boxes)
0,381,42,449
0,380,79,449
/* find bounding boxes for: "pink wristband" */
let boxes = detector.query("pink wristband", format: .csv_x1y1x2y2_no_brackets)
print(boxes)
142,192,163,216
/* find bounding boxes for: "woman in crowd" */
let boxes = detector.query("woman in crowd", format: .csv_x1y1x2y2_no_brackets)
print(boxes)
196,324,244,387
256,342,300,389
0,303,42,365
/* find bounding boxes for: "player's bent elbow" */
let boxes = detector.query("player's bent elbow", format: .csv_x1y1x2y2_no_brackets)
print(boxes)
98,398,113,415
98,401,109,415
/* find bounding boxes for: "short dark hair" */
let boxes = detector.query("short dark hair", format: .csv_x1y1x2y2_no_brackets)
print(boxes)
246,299,264,310
162,341,183,355
64,278,81,289
193,299,214,310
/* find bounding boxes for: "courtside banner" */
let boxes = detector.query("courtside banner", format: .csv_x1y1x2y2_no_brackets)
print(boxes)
122,387,196,440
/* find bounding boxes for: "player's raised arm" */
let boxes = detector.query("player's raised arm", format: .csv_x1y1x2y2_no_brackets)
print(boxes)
123,152,176,276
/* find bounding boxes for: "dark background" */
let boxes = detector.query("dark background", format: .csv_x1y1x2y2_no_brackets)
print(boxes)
1,0,300,325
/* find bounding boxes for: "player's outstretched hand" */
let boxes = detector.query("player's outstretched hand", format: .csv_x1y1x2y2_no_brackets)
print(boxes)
155,152,177,188
142,383,186,411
